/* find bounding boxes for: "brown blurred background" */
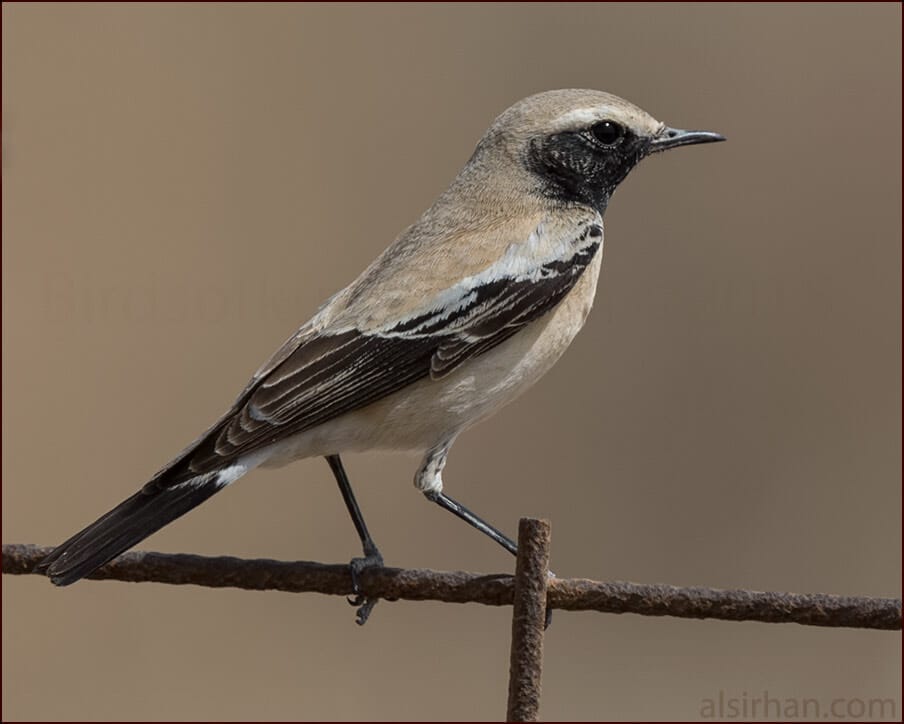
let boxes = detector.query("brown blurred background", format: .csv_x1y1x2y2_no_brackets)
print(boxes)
2,3,900,721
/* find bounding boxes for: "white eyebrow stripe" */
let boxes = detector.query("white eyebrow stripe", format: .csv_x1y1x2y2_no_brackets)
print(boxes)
555,107,609,127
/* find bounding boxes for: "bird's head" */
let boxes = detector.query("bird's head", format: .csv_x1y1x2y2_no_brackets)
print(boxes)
478,89,724,213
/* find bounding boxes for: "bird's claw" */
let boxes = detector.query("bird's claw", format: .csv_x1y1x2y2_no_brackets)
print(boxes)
346,592,366,607
544,570,556,628
353,597,379,625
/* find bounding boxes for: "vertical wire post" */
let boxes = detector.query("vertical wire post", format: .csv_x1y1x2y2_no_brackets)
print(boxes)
506,518,551,722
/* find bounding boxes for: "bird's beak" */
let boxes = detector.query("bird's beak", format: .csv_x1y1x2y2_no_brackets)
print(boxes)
649,127,726,154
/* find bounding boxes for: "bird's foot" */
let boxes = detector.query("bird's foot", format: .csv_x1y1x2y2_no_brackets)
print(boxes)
347,547,384,626
544,570,556,629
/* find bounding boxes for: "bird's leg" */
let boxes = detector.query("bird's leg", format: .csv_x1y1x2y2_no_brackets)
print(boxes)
418,443,555,627
424,490,518,555
325,454,384,625
416,440,518,556
424,489,556,628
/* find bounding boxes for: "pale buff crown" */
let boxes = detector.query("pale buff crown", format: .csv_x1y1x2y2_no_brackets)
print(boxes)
482,88,666,150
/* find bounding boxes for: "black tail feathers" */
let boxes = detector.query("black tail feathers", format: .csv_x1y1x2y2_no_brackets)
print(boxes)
36,476,224,586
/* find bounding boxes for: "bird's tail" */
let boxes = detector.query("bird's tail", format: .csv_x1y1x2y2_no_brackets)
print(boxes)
37,471,233,586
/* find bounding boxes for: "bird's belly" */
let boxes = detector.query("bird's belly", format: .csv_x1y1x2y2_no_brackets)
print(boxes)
262,252,602,466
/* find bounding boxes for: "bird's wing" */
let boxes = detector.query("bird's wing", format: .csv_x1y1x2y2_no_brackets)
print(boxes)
157,216,602,483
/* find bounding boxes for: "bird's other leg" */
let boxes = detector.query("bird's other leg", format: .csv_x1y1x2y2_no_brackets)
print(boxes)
416,440,518,557
325,454,383,625
416,441,555,628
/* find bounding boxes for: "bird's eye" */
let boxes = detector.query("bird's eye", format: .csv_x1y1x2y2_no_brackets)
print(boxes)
590,120,624,146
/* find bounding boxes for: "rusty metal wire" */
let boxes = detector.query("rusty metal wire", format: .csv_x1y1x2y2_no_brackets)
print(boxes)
506,519,551,723
3,542,900,630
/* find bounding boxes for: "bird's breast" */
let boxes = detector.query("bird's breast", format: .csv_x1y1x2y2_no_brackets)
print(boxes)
378,245,603,444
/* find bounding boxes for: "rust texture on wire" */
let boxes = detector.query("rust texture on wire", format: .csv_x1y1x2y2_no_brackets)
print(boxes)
506,519,551,723
3,543,900,631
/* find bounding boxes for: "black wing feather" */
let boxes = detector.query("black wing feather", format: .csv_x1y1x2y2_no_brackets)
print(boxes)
167,231,601,481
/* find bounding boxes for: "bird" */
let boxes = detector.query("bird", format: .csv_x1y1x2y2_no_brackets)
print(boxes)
37,89,724,623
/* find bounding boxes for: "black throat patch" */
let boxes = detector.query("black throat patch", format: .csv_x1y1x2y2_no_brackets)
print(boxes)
525,132,648,213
